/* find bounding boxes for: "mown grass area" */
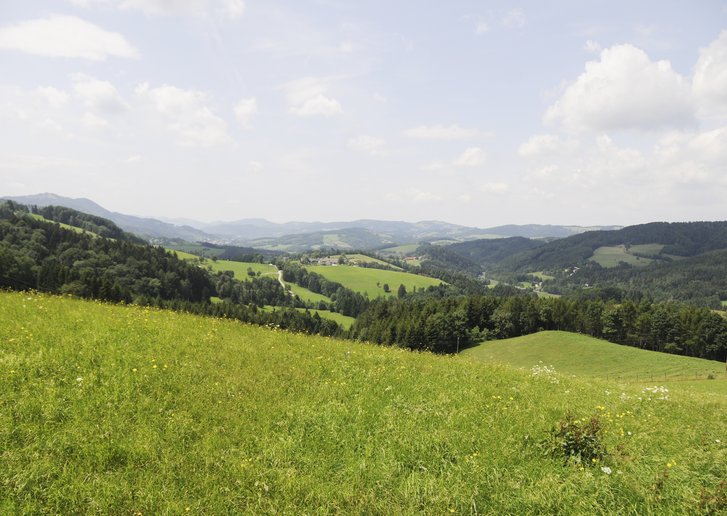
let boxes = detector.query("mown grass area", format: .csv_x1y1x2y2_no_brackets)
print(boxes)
306,265,443,298
590,246,654,268
166,243,226,258
463,331,726,388
2,292,725,513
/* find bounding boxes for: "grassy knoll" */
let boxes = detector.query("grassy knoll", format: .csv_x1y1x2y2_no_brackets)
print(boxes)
288,283,332,304
306,265,443,298
463,331,726,385
2,293,727,512
2,292,725,513
166,243,225,258
590,245,654,268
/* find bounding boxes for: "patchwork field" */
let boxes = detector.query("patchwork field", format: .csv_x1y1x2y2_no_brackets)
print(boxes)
305,265,444,297
1,292,725,513
589,245,655,268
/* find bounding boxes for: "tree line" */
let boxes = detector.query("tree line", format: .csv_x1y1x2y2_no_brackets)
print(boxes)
351,294,727,362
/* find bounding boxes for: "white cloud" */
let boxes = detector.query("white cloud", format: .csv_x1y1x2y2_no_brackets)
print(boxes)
693,30,727,115
82,112,109,128
136,82,230,147
545,44,693,132
404,124,490,141
291,94,343,117
348,135,386,155
518,134,578,157
36,86,69,108
119,0,244,18
233,97,257,128
282,77,343,117
411,189,441,202
72,74,127,113
454,147,486,167
221,0,245,19
475,21,489,35
480,182,510,194
584,40,601,54
502,9,525,29
0,15,138,60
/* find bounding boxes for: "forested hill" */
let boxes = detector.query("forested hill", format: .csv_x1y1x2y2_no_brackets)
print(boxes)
31,204,146,244
499,221,727,272
445,237,546,266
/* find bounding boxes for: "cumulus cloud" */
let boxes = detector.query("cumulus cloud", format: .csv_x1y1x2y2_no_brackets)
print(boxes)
348,135,386,155
0,15,138,60
454,147,486,167
72,74,127,113
282,77,343,117
82,112,109,128
35,86,69,108
480,182,510,194
233,97,257,128
545,44,694,132
136,82,230,147
501,9,525,29
518,134,578,157
404,124,490,141
693,30,727,115
121,0,242,17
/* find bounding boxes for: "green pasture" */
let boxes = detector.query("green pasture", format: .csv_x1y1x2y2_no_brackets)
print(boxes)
590,246,654,268
331,254,402,270
173,252,278,282
464,331,726,390
288,283,332,304
1,292,725,513
306,264,443,297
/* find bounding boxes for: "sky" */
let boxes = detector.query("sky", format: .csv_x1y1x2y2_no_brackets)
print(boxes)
1,1,726,227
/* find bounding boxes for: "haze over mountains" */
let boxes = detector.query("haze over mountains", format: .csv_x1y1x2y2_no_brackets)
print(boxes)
2,193,621,250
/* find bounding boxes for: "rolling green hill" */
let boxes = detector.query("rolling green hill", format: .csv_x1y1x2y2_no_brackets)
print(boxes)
464,331,726,387
1,292,725,513
305,264,444,297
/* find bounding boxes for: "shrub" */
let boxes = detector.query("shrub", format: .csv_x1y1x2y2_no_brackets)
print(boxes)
543,412,607,465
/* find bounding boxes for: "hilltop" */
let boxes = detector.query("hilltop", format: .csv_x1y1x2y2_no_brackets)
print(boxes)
1,291,725,513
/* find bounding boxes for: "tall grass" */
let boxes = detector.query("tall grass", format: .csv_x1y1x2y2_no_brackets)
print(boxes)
1,292,725,513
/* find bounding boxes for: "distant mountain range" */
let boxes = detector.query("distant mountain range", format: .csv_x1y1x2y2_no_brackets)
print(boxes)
2,193,622,249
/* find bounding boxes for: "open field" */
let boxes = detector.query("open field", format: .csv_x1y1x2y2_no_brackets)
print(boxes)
1,292,725,512
590,246,654,268
463,331,726,391
628,244,665,255
306,265,444,297
173,252,278,282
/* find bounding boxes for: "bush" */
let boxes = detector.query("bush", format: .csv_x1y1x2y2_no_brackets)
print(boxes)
543,412,607,465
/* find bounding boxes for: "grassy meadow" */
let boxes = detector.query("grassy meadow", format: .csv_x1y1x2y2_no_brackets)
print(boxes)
464,331,726,391
305,264,443,298
1,291,726,513
590,246,654,268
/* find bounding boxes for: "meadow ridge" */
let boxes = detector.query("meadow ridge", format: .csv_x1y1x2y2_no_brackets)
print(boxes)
1,291,725,513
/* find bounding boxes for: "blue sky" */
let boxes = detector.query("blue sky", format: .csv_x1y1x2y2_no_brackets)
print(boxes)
1,1,726,226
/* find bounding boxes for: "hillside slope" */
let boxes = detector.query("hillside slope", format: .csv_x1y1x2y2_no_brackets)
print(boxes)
463,331,725,383
1,292,725,512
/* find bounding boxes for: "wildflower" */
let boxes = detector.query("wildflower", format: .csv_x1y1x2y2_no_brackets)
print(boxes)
601,466,612,475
